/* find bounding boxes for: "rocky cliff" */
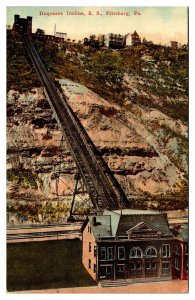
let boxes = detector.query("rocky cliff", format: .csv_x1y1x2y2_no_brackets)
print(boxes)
6,32,188,223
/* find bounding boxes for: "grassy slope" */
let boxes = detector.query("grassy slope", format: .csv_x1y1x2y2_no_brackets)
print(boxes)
7,31,188,123
7,31,40,91
7,239,96,291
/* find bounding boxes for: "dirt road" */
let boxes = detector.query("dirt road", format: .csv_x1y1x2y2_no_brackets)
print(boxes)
13,279,188,294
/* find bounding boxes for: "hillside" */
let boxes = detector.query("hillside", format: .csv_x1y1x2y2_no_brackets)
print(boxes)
7,30,188,222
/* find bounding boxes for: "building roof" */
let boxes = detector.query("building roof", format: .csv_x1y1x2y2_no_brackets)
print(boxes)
112,209,160,215
116,214,171,237
88,215,112,239
87,209,172,239
131,30,139,37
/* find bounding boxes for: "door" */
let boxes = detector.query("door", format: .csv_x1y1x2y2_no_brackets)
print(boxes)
129,261,142,278
116,264,125,279
145,261,157,278
99,265,112,280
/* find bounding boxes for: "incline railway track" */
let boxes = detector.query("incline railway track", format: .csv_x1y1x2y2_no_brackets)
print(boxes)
22,34,130,211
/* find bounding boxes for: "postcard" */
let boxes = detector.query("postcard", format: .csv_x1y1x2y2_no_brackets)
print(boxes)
5,3,188,294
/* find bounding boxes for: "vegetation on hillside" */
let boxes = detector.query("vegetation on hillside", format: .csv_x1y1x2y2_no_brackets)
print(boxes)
6,30,188,211
7,30,188,123
7,31,40,91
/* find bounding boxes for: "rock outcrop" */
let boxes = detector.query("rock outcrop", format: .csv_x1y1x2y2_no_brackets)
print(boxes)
7,79,188,220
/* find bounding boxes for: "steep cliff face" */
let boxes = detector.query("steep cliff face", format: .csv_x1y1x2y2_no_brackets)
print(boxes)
7,79,187,218
6,32,188,222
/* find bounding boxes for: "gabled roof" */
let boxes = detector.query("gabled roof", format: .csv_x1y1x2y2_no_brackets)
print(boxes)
126,221,162,235
88,215,112,239
86,209,172,239
117,214,171,237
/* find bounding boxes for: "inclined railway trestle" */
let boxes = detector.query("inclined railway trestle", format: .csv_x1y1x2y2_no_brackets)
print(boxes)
22,34,130,211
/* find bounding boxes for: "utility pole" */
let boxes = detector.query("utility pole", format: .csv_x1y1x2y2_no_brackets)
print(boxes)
54,23,56,36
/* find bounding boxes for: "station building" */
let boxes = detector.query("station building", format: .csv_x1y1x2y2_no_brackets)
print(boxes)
82,209,174,283
12,14,32,34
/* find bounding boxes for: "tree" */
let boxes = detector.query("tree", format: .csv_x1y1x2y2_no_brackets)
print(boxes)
142,37,148,44
89,34,96,41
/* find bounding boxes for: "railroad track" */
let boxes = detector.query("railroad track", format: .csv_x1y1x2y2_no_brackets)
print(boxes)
7,222,83,230
7,230,81,240
7,223,82,242
22,34,130,211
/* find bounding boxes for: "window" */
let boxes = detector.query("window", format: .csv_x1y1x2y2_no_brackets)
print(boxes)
93,264,96,273
117,265,125,272
145,247,157,257
130,262,141,270
107,247,113,260
162,262,169,274
118,246,125,259
88,226,91,234
94,246,97,257
129,247,142,258
146,262,157,270
88,259,91,269
151,262,157,269
185,260,188,272
100,247,106,260
175,258,179,270
185,244,188,255
146,262,151,269
89,242,91,252
130,263,136,270
162,244,170,257
136,262,141,270
175,242,181,254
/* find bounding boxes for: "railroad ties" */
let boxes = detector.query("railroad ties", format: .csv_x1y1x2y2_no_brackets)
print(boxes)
22,34,130,211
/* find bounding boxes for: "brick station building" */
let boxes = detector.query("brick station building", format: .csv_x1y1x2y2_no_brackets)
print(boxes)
171,224,188,280
82,209,173,283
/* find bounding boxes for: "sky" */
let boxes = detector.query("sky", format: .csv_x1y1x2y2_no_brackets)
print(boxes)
6,6,188,44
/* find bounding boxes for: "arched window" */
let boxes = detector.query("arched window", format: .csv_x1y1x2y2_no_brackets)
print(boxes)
129,247,142,258
145,246,157,257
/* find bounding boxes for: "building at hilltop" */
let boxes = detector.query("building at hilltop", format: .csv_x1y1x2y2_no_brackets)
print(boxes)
104,33,125,49
12,15,64,43
125,31,142,46
12,14,32,34
82,209,173,283
170,41,178,49
54,24,67,41
55,32,67,41
131,31,141,45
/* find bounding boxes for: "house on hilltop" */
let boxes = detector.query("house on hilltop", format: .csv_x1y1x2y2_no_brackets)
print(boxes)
104,33,125,49
131,31,141,45
125,31,141,46
82,209,173,283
